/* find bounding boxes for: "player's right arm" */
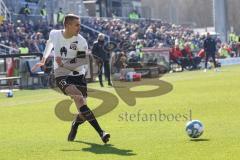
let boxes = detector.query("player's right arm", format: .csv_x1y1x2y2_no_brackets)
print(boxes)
31,31,54,72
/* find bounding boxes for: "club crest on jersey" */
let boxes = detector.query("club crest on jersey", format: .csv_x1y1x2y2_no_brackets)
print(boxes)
70,41,78,50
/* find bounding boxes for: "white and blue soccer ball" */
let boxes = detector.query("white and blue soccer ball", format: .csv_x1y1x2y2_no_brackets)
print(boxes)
185,120,204,138
6,90,13,98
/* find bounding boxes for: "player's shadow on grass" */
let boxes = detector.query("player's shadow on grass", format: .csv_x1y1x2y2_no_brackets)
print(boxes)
72,140,136,156
190,138,210,142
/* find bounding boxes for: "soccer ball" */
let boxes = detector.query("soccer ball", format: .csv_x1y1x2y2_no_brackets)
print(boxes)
185,120,204,138
6,90,13,98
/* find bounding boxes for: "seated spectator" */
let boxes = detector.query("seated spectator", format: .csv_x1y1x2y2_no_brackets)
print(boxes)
219,44,230,58
170,44,183,64
114,52,127,73
192,49,205,69
119,52,128,70
181,43,194,70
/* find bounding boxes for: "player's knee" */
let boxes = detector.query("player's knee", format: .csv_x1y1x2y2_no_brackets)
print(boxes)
74,95,84,104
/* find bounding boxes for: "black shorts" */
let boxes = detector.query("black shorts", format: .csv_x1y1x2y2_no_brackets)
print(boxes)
55,75,87,97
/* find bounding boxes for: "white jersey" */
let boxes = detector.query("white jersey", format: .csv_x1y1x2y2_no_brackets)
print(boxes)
43,29,89,78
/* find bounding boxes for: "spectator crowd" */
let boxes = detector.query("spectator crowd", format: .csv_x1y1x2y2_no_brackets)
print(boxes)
1,15,240,72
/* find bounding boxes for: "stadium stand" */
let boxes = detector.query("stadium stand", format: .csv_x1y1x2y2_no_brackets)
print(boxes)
1,0,240,88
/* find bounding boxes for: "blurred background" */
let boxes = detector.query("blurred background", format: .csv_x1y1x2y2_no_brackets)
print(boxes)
1,0,240,89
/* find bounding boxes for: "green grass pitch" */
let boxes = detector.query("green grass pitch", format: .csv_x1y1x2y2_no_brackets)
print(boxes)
1,66,240,160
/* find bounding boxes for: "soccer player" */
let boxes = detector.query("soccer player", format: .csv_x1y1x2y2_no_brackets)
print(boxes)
32,14,110,143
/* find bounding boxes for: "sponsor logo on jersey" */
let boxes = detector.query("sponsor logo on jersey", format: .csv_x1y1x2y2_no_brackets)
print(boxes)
60,47,67,57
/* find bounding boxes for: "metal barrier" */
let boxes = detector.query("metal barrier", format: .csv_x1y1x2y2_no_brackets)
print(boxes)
0,0,11,21
0,44,19,55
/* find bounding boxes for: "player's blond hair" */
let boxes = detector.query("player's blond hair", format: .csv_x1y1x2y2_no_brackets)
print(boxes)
63,14,80,27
